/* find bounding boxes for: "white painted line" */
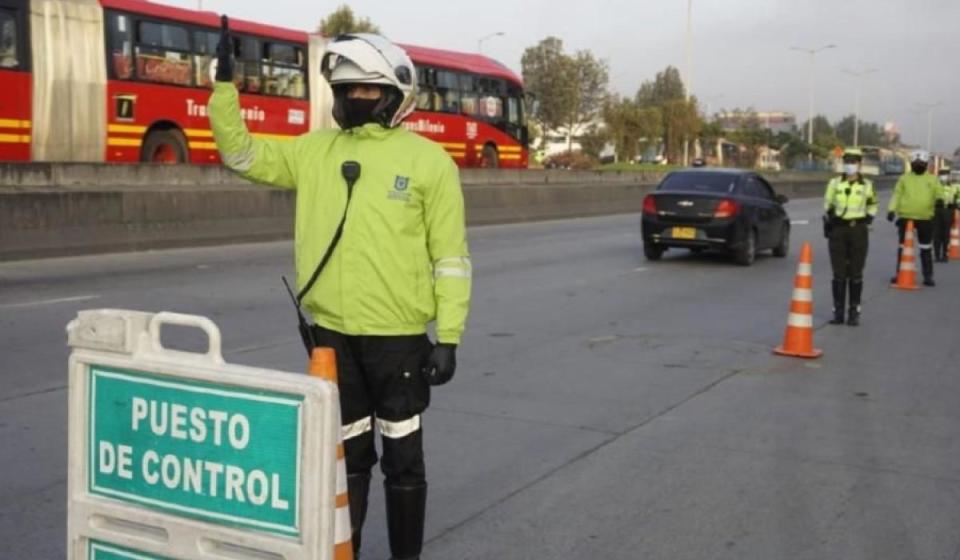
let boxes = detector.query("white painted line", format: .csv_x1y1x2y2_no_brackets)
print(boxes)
634,267,648,272
791,220,810,225
0,295,100,310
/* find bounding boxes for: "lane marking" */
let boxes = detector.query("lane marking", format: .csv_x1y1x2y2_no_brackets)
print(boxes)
0,295,101,309
634,267,648,272
791,220,810,225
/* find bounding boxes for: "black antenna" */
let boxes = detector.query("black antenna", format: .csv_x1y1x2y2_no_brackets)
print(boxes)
282,275,315,357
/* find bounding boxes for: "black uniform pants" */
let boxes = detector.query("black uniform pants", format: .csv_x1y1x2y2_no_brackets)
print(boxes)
311,326,433,487
934,207,952,257
828,220,869,281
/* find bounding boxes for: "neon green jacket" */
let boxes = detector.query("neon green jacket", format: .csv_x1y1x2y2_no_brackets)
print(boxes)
823,176,878,219
887,172,943,221
209,83,471,344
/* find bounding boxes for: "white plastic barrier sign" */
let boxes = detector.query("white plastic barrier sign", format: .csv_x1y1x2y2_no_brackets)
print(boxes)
67,309,341,560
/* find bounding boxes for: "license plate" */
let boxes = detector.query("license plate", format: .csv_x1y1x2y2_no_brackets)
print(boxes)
671,227,697,239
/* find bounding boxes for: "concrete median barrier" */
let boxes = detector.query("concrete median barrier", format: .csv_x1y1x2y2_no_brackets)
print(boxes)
0,163,892,261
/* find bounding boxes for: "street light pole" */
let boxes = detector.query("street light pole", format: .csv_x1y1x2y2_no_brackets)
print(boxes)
477,32,505,54
683,0,693,165
791,44,837,160
843,68,877,147
918,102,943,153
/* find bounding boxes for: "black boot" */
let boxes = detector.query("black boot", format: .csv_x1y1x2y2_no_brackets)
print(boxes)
921,249,936,286
347,473,371,557
847,279,863,326
829,279,846,325
385,482,427,560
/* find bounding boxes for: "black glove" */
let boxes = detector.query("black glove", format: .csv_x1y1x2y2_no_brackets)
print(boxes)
887,211,895,223
865,214,874,225
826,205,836,218
423,343,456,386
215,15,233,82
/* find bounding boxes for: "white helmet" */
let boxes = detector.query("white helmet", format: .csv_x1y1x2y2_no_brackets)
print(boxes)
321,34,417,128
910,150,930,163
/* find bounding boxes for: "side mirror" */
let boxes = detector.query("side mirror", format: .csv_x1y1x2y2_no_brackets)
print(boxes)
775,194,789,204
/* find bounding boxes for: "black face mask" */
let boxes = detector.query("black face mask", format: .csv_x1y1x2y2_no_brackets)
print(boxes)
911,162,928,175
338,97,380,130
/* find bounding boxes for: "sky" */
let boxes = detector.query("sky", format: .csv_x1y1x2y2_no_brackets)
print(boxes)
176,0,960,153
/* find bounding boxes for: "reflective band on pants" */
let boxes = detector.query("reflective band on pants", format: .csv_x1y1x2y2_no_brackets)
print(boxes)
342,416,373,440
377,415,421,439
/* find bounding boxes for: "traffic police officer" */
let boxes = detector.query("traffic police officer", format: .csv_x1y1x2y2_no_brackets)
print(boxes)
824,148,878,326
888,150,943,286
934,168,954,261
209,21,472,560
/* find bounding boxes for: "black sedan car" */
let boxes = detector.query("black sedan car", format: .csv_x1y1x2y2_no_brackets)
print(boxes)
641,169,790,266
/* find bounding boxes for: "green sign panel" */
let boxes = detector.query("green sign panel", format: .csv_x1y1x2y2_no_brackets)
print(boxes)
87,364,304,536
88,540,169,559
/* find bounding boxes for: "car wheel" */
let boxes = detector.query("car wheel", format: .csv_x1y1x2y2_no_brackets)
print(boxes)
734,229,756,266
644,243,664,261
773,224,789,257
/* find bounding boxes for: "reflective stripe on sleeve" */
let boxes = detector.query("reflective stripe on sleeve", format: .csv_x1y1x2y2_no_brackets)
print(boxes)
434,256,472,279
435,268,472,278
222,148,255,172
377,415,421,439
342,416,373,440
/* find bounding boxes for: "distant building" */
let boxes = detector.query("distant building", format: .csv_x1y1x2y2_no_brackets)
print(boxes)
716,111,797,136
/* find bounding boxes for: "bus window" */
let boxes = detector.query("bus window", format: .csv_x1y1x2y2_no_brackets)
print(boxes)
106,12,133,79
135,20,192,86
192,29,218,88
436,70,459,114
261,42,306,98
235,36,261,94
459,73,478,116
415,65,437,111
0,9,19,69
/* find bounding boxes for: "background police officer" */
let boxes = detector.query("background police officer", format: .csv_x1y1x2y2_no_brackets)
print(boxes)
888,150,943,286
934,168,954,262
824,148,878,326
210,21,471,560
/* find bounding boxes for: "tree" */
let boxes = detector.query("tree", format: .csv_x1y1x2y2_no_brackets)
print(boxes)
318,5,380,36
521,37,578,134
834,114,884,146
578,124,609,160
635,66,686,108
563,50,609,151
661,99,701,164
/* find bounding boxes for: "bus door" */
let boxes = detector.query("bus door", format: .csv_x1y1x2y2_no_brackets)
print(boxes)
0,0,30,161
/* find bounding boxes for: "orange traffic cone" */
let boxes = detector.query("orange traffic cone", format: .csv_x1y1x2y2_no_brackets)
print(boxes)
774,242,822,359
949,210,960,260
892,220,920,291
308,347,354,560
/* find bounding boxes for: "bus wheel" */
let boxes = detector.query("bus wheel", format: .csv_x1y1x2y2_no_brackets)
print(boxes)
481,144,499,168
142,129,188,164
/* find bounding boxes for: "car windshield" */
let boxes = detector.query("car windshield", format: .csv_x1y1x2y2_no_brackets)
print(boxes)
658,172,738,194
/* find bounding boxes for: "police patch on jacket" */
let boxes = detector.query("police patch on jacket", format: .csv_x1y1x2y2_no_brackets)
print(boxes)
389,175,412,201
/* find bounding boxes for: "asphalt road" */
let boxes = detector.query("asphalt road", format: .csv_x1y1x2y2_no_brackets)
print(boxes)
2,195,959,559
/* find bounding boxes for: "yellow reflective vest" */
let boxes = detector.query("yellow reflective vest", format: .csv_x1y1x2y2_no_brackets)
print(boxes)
209,83,471,344
824,175,878,219
888,172,943,221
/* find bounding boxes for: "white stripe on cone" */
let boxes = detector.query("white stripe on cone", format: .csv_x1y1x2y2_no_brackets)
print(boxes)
787,313,814,328
336,459,347,495
335,505,353,543
902,248,916,257
792,288,813,302
797,263,812,276
901,262,916,271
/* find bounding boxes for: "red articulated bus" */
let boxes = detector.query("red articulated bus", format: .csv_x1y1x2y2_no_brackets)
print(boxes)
0,0,528,167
